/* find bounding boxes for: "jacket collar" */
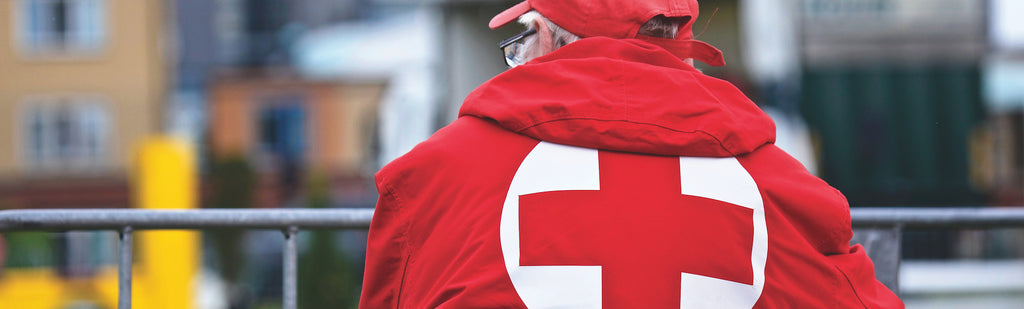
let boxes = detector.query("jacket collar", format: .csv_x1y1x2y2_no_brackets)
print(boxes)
460,37,775,157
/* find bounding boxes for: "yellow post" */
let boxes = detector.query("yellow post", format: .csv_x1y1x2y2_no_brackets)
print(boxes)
134,137,199,309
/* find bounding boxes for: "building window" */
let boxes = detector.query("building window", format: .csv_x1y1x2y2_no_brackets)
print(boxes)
22,97,111,171
18,0,107,54
56,231,117,278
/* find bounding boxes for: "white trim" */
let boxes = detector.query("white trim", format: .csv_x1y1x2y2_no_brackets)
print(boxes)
501,142,603,309
13,0,109,60
17,94,114,173
678,157,767,308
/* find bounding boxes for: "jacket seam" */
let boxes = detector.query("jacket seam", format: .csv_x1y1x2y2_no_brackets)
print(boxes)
514,117,738,156
380,179,411,309
684,70,745,149
830,186,853,254
832,264,871,309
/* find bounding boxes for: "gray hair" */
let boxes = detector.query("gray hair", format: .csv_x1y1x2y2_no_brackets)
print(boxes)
515,11,684,64
516,11,580,62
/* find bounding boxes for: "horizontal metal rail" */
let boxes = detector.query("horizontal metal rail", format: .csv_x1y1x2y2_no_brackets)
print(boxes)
851,207,1024,228
0,208,375,232
3,207,1023,232
1,207,1022,306
848,206,1024,294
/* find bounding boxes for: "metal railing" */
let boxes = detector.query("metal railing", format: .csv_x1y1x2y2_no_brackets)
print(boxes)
850,207,1024,294
1,207,1023,307
0,209,375,309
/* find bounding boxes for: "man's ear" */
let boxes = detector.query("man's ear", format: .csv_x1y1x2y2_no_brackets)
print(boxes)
534,20,555,55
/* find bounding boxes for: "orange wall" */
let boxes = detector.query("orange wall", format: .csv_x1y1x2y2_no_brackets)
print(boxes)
208,78,383,174
209,83,253,157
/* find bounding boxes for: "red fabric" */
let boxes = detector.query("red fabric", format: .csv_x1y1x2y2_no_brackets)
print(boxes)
520,152,755,308
463,37,771,157
360,37,903,308
638,36,726,67
489,0,699,41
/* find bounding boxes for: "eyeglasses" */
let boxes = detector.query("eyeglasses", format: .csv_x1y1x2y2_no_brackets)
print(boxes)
499,28,537,68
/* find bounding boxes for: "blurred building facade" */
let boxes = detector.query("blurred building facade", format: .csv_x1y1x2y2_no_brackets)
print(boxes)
207,73,383,207
736,0,1022,208
183,2,394,305
797,0,989,206
740,0,1024,263
0,1,171,307
983,0,1024,207
167,0,386,208
0,0,167,209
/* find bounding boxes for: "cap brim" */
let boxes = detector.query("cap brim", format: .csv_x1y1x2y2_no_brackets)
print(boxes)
489,1,532,29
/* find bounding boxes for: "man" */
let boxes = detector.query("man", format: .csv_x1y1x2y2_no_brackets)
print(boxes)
360,0,903,308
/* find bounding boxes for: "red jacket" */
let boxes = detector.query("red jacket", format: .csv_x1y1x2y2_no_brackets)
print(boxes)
360,37,903,309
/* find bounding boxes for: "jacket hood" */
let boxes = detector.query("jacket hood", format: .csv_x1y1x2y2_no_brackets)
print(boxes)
459,37,775,157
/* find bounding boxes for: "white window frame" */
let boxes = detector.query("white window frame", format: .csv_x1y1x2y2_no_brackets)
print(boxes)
19,95,113,173
14,0,108,58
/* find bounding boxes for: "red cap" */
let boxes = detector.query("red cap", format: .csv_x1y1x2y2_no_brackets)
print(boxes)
489,0,700,40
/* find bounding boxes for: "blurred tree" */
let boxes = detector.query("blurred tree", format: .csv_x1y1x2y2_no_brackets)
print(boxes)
2,232,54,268
0,234,5,277
207,156,255,308
298,172,360,309
0,203,5,276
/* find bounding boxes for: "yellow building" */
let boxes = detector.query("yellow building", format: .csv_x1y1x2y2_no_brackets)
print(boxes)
0,0,166,209
0,1,177,308
0,138,201,309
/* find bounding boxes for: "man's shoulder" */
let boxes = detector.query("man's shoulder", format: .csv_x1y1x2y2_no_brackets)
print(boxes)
376,116,540,189
739,144,854,255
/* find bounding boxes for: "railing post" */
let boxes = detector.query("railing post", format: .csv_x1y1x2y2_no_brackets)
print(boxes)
283,226,299,309
118,226,133,309
852,225,903,295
